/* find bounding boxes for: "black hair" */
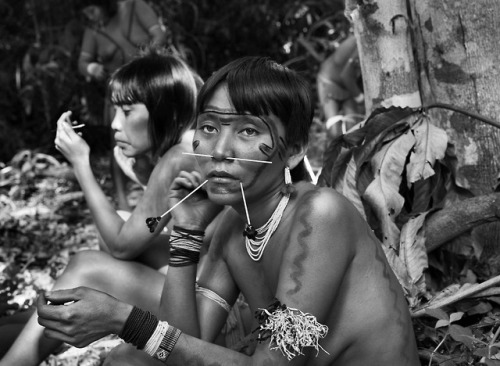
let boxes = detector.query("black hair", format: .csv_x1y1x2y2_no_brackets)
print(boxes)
79,0,118,17
109,47,202,161
197,56,313,181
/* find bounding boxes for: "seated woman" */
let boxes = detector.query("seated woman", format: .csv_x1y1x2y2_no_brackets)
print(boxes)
31,56,418,366
0,46,209,365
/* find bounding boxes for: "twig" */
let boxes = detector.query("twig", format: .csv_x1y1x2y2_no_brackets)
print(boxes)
412,274,500,317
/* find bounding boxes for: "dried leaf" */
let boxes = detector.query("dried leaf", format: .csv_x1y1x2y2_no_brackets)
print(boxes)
363,131,416,250
399,212,429,296
335,155,366,219
407,114,448,184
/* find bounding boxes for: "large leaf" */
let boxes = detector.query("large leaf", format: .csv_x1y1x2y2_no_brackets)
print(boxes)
319,106,417,188
399,212,429,297
406,114,448,184
336,155,367,219
363,131,416,250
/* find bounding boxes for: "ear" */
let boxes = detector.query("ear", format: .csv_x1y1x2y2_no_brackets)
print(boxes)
286,141,307,170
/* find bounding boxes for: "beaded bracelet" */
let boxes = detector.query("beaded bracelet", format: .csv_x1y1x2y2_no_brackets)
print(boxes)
120,306,182,363
169,226,205,267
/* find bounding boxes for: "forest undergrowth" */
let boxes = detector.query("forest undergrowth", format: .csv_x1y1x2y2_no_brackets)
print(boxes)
2,125,500,365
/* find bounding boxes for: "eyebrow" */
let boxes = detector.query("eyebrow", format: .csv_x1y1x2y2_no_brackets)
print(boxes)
199,110,269,125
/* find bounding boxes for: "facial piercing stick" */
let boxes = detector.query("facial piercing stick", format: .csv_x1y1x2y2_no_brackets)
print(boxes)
227,157,272,164
182,152,272,164
240,182,257,239
146,179,208,233
182,152,213,158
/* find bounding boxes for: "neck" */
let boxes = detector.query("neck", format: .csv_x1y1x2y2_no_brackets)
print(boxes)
233,183,287,229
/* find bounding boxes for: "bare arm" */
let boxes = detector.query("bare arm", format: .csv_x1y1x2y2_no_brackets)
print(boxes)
134,0,167,47
158,173,231,338
56,115,198,258
77,29,107,81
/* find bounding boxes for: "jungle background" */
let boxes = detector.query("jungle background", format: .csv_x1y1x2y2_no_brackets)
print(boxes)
2,0,500,365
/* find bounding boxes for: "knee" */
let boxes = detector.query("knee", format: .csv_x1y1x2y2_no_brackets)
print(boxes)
103,343,147,366
59,250,114,283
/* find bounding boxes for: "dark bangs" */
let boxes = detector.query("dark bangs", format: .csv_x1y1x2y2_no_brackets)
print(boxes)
197,57,313,149
109,76,144,106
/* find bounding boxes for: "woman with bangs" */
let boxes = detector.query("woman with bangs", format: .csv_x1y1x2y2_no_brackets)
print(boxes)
21,57,418,366
0,47,212,366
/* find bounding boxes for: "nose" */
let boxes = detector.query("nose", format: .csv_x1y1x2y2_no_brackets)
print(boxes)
211,129,234,162
110,109,122,131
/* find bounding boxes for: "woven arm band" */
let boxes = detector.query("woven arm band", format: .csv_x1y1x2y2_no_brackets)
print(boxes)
119,306,182,363
169,226,205,267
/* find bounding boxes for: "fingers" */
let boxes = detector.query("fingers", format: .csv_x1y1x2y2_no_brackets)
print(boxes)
174,170,203,189
45,288,83,304
37,288,83,320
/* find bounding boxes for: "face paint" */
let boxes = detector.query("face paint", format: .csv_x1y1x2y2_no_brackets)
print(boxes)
196,110,278,163
193,85,288,205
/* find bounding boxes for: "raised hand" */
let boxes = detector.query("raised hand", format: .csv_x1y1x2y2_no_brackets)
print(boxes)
37,287,133,348
167,170,222,231
54,111,90,166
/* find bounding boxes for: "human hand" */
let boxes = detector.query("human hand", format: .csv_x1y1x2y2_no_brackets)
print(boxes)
55,111,90,166
167,170,223,231
86,62,106,81
37,287,133,348
113,146,152,187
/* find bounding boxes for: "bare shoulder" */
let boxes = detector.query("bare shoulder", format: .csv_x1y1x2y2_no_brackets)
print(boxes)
293,183,363,228
151,141,198,179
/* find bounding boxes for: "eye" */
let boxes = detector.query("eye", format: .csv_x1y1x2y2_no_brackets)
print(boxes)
241,127,259,137
200,125,217,134
121,106,132,116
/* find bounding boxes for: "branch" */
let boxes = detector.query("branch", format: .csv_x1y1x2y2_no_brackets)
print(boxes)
425,193,500,252
412,274,500,317
425,103,500,129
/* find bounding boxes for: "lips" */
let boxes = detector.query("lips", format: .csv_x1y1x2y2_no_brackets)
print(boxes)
207,170,238,183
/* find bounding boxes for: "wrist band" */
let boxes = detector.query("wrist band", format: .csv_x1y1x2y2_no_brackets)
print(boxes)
169,226,205,267
154,326,182,363
120,307,182,363
86,62,100,76
120,306,159,349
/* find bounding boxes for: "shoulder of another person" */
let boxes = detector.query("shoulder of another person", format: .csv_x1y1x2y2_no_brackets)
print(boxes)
154,145,197,176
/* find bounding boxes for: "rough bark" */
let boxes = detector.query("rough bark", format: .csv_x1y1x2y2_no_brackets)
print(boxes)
409,0,500,196
345,0,421,112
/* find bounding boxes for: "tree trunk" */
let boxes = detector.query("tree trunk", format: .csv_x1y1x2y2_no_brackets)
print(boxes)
345,0,421,112
346,0,500,251
409,0,500,196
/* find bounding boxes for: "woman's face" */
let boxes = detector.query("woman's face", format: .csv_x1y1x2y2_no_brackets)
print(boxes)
193,85,288,205
111,103,151,158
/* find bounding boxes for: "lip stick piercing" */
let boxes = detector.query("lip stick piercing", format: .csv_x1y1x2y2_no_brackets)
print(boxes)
146,180,208,233
240,182,257,240
182,152,272,164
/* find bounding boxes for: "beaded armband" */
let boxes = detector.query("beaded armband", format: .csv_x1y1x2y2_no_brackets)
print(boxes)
169,226,205,267
254,298,329,361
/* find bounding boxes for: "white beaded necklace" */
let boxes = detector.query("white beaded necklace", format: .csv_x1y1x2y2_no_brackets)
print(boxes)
243,192,290,261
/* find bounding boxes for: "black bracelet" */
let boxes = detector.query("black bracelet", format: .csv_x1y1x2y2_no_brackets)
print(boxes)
119,306,159,349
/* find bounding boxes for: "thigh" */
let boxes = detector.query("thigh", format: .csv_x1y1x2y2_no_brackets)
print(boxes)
56,250,166,314
104,343,158,366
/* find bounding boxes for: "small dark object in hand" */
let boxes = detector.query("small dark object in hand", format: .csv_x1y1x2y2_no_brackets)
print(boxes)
146,216,161,233
243,225,257,240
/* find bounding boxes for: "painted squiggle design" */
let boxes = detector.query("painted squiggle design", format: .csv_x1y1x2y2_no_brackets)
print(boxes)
370,227,412,365
286,191,317,297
